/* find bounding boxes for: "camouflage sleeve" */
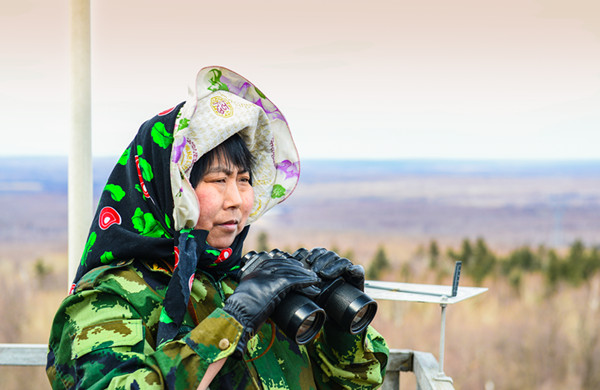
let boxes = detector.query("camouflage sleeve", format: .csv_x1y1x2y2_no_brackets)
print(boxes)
46,289,243,389
307,322,389,389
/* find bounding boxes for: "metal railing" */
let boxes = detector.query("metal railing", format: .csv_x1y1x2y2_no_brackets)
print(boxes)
1,281,472,390
381,349,455,390
0,345,453,389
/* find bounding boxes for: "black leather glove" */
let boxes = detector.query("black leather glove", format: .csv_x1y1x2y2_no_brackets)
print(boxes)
223,254,320,356
302,247,365,291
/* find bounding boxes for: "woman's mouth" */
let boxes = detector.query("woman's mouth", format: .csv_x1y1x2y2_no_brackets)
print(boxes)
218,220,238,231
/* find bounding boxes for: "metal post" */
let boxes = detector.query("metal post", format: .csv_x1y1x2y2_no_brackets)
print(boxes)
68,0,92,286
436,296,453,384
439,300,447,374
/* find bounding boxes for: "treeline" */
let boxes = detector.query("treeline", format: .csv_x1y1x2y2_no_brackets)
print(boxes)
253,231,600,292
253,231,391,280
427,238,600,292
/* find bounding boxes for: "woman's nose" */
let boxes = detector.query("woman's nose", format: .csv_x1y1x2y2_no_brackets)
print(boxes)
224,181,243,208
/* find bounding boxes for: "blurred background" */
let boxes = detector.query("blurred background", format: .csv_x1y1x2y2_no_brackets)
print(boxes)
1,1,599,389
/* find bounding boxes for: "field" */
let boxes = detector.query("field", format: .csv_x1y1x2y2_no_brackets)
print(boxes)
0,158,599,389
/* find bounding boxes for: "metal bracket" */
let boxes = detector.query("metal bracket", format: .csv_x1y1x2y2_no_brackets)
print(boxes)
364,261,480,381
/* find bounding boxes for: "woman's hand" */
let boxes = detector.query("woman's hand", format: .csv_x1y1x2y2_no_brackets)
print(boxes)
303,248,365,291
223,256,320,356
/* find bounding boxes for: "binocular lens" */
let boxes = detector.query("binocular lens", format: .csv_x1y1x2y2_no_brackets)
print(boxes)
348,300,378,334
271,293,326,345
319,280,378,335
352,306,370,328
296,312,320,341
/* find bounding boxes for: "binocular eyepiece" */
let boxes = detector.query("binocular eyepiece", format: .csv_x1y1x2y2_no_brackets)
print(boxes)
241,249,378,345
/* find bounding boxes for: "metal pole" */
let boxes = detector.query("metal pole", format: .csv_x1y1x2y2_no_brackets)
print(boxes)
68,0,92,286
439,301,447,374
435,296,453,384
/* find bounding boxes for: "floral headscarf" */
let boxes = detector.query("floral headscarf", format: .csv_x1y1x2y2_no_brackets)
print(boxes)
72,66,300,346
171,67,300,229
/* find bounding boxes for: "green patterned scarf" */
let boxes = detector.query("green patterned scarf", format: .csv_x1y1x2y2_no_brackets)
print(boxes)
73,66,301,346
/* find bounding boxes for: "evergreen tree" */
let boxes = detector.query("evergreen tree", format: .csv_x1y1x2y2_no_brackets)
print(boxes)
448,238,473,267
545,249,561,291
366,245,391,280
428,240,440,269
588,246,600,276
470,237,496,285
507,268,522,295
506,246,539,273
256,231,269,252
566,240,586,286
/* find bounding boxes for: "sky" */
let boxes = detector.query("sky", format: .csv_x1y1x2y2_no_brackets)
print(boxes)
1,0,599,160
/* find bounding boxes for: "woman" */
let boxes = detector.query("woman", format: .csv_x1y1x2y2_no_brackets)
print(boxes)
46,66,388,389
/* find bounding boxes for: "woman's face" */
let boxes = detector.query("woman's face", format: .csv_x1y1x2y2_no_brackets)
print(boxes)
193,159,254,249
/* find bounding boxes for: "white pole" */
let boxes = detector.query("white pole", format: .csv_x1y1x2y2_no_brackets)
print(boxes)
68,0,92,287
435,296,453,384
439,301,447,374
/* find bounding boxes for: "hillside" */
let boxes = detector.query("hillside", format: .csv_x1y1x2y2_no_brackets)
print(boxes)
1,157,598,258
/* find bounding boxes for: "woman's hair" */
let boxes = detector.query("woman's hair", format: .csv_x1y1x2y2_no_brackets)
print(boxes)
189,133,255,188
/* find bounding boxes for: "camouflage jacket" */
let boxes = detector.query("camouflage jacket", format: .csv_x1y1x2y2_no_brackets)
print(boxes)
47,259,389,389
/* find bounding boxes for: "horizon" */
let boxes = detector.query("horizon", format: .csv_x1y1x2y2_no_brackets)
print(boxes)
1,156,598,188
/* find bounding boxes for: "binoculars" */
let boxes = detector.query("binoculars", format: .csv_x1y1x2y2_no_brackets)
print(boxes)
240,249,378,345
